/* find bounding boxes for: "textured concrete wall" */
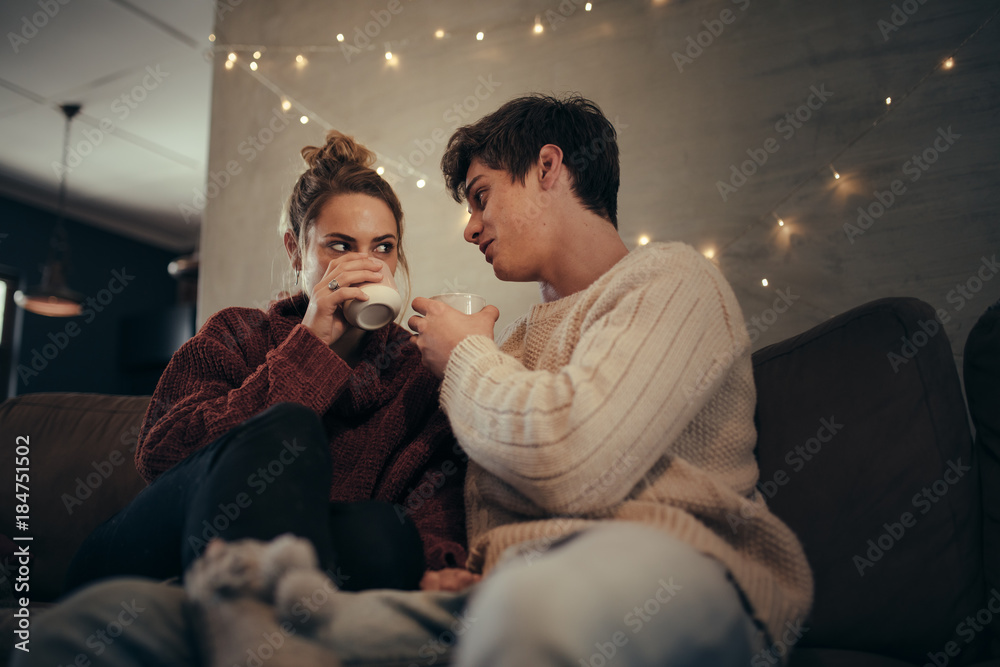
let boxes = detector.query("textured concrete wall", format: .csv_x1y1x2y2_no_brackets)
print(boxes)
200,0,1000,364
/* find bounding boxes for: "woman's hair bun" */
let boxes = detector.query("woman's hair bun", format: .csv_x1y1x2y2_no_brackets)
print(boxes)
300,130,376,170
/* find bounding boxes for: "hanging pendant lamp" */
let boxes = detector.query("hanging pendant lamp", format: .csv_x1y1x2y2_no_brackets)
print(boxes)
14,103,85,317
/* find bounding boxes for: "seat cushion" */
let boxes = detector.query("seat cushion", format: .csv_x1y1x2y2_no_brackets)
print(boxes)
751,298,987,664
0,393,151,602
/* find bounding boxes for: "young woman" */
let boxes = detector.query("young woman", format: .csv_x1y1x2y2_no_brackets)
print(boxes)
64,131,467,594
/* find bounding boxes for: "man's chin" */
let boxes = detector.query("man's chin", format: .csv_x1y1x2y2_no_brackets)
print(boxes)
491,263,530,283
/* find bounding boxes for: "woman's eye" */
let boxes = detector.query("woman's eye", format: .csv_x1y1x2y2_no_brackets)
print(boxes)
375,243,394,253
328,242,348,252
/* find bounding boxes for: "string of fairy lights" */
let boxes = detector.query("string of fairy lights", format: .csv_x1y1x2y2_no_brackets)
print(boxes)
208,4,596,191
699,5,999,290
215,49,433,188
207,2,997,292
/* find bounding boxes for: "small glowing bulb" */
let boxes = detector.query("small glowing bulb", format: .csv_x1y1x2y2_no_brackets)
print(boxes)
534,16,544,33
208,33,216,42
885,96,892,105
385,51,393,60
227,52,237,62
435,29,445,39
376,166,385,175
299,115,309,124
703,248,715,259
638,235,650,246
253,50,262,59
296,54,305,64
224,60,234,70
943,57,954,69
476,31,485,40
830,165,841,180
585,2,592,9
778,218,785,227
416,179,426,188
249,61,258,71
281,99,291,111
762,278,769,287
336,33,345,42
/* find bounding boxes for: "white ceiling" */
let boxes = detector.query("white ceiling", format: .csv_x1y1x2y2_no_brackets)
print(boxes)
0,0,213,251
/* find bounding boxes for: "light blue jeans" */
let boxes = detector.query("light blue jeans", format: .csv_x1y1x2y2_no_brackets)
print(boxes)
13,523,766,666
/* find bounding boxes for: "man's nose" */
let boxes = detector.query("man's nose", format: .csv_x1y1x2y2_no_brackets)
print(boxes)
463,214,482,244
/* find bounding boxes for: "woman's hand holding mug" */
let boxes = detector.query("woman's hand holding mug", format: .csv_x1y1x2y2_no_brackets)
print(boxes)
301,253,386,347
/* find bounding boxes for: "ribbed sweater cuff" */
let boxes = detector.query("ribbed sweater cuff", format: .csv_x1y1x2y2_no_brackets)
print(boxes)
439,334,507,416
269,323,352,414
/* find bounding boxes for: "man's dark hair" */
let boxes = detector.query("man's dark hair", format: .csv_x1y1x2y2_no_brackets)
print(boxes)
441,94,620,227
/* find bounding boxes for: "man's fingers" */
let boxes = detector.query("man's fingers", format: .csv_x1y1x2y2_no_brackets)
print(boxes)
407,314,424,333
411,297,432,315
418,568,482,592
443,569,481,591
419,570,438,591
479,305,500,323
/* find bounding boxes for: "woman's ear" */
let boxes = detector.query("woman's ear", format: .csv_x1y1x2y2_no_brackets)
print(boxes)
283,230,301,270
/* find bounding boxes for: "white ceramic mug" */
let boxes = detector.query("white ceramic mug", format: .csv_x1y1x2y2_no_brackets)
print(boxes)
429,292,487,314
343,260,403,330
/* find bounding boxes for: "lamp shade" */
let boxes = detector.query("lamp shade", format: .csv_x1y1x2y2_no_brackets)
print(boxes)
14,259,83,317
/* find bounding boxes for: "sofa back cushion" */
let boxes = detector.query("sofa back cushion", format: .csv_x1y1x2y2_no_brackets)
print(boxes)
1,393,150,602
963,301,1000,659
751,297,987,664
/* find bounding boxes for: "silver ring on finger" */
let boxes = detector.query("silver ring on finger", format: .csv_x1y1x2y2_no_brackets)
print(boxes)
328,278,340,292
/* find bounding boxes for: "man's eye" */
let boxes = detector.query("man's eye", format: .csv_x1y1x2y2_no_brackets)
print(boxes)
475,190,487,207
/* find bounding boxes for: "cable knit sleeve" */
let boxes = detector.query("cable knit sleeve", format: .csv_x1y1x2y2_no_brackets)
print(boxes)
439,245,749,515
135,308,352,483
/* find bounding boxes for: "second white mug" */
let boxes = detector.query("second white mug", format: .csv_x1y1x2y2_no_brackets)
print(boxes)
429,293,486,314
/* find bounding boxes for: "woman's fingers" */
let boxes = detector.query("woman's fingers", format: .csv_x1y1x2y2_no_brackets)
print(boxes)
327,268,384,291
318,286,369,307
317,256,384,289
328,257,384,278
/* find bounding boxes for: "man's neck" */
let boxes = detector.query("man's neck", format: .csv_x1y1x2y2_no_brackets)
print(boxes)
537,215,630,302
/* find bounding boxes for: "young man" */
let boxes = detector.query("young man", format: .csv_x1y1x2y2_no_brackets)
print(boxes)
408,93,813,665
18,95,812,667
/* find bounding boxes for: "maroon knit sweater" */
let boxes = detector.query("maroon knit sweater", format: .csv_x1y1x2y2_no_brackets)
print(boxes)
135,293,467,570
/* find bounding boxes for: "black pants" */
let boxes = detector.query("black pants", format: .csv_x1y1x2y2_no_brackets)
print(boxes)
63,403,425,596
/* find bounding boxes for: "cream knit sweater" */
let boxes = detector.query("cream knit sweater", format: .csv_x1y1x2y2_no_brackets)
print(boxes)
439,241,813,642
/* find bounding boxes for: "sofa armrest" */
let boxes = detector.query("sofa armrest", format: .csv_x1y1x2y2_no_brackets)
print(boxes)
1,393,150,602
751,298,985,664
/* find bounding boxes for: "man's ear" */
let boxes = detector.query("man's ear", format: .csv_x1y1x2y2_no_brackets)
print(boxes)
283,230,302,270
537,144,564,191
